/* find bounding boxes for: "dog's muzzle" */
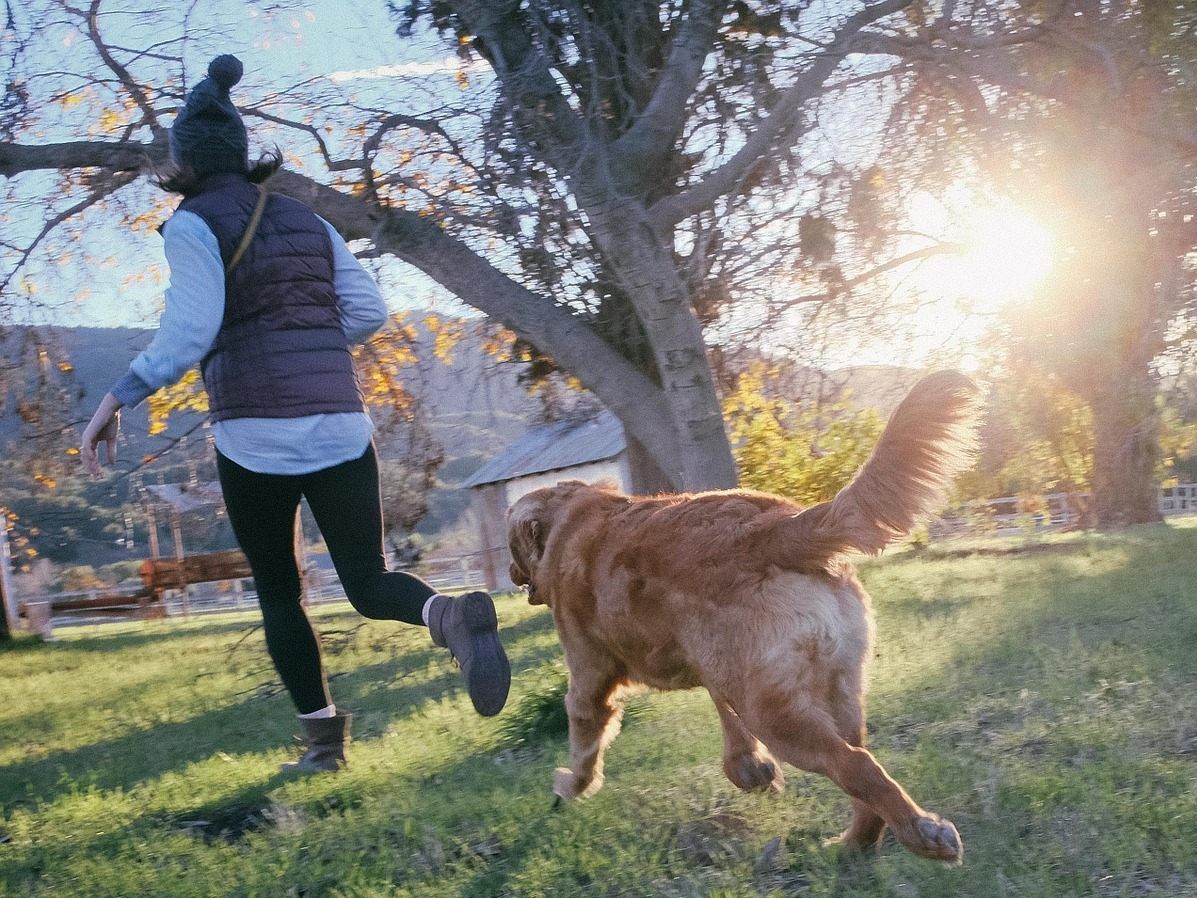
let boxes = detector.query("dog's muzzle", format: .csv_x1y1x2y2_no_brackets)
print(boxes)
525,581,541,604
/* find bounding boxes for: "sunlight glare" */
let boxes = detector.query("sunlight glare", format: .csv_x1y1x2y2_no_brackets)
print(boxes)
953,205,1055,311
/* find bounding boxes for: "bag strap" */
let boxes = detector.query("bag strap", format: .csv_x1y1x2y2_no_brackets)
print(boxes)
225,187,270,274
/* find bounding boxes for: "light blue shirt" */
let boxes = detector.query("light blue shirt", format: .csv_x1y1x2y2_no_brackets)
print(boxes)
111,208,388,475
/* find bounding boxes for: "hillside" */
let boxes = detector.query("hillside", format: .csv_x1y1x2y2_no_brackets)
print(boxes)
0,323,536,467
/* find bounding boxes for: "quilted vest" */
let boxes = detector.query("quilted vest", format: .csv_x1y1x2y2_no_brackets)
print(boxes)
177,174,365,422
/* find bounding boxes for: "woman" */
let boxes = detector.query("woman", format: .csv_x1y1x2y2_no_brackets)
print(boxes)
80,55,510,772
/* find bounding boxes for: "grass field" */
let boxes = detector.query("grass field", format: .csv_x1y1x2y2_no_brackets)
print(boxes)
3,522,1197,898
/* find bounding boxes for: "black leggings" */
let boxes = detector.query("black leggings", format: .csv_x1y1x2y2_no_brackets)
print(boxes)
217,444,434,714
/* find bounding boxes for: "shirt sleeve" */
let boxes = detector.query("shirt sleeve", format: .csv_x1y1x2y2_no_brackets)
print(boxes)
318,216,388,344
112,211,225,408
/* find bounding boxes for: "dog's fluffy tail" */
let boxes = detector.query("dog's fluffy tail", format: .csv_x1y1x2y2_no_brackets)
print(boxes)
766,371,981,566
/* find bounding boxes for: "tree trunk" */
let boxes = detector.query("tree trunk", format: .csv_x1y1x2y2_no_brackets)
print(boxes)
1065,199,1167,530
624,431,676,495
0,523,15,640
577,189,739,491
370,201,739,491
1081,261,1162,529
1090,380,1162,529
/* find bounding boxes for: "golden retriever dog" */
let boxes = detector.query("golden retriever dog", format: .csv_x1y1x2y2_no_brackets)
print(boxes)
507,371,980,864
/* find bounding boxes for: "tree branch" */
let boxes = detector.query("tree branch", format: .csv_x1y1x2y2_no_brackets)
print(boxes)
1,169,138,294
0,138,165,176
451,0,592,175
648,0,914,232
782,241,966,309
610,0,730,187
80,0,163,136
853,29,1197,154
239,106,364,172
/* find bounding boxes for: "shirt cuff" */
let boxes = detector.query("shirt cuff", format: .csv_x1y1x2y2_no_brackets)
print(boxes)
110,370,155,408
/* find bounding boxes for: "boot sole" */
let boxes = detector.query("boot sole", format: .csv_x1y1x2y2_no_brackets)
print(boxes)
460,591,511,717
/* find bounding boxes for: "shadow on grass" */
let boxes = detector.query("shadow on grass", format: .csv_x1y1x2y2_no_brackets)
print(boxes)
0,634,54,655
25,616,285,654
0,605,560,814
0,659,405,812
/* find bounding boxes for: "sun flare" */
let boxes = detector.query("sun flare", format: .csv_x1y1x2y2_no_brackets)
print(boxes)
951,206,1056,311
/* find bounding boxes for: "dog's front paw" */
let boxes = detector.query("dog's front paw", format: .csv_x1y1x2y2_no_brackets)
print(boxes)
724,750,785,794
893,813,963,865
553,767,604,801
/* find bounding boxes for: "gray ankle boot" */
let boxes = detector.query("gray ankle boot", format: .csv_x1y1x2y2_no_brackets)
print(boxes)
281,711,350,773
427,591,511,717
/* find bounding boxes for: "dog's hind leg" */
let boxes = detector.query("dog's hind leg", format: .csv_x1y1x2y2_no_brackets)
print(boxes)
823,670,886,851
744,692,962,864
553,659,626,802
708,690,784,793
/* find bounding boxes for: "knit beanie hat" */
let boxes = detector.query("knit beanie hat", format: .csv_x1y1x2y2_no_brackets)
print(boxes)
169,55,248,177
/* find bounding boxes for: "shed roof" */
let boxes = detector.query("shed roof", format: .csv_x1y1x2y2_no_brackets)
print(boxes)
144,481,224,513
460,410,625,488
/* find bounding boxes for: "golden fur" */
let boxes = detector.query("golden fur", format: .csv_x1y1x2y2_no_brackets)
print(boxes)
506,371,981,863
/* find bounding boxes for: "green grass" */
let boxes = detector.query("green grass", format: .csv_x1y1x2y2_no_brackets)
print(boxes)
3,522,1197,897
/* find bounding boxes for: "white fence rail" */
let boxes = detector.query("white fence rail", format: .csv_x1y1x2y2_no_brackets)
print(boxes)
1159,484,1197,515
21,553,488,630
931,483,1197,538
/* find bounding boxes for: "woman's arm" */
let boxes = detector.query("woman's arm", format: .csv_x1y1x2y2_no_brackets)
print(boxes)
112,211,226,407
82,211,224,474
80,391,123,477
318,216,388,344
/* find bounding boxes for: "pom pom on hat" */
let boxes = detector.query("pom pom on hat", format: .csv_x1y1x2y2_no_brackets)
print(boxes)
208,55,243,92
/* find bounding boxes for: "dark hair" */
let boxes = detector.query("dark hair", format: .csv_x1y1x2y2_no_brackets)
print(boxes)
155,148,283,195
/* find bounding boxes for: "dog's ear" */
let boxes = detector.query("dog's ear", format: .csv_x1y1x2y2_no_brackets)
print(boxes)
507,503,547,600
509,516,544,568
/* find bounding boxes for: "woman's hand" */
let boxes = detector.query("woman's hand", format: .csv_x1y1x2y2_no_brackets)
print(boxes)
80,392,124,477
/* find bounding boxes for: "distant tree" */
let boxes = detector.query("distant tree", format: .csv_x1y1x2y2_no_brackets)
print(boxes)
1157,402,1197,487
59,564,106,592
724,365,884,505
959,367,1095,516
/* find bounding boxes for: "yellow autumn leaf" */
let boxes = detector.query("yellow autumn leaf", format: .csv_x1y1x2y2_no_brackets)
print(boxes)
147,367,209,435
98,107,122,132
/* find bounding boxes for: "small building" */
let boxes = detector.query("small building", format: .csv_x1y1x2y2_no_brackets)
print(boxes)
460,410,629,590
